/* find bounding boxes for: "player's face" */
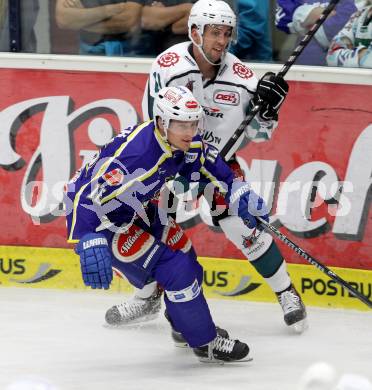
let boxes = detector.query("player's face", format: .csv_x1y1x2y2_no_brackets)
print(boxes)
201,25,232,63
167,119,199,151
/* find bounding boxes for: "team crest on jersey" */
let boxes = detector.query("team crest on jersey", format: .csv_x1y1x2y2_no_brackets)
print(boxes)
157,52,180,67
102,168,124,186
213,90,240,106
185,152,198,163
232,63,253,79
112,224,155,262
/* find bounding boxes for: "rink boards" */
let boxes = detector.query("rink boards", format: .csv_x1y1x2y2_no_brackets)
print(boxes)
0,245,370,311
0,55,371,313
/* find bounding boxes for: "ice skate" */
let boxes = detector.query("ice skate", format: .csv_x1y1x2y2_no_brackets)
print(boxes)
277,285,308,333
164,310,230,348
105,289,162,326
171,326,230,348
193,335,250,364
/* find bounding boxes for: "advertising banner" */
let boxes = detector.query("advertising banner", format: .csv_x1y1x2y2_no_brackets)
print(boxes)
1,245,370,310
0,68,371,274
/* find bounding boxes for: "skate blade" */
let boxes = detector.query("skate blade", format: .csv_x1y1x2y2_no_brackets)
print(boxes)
104,313,159,327
174,341,189,348
198,356,253,365
290,318,309,334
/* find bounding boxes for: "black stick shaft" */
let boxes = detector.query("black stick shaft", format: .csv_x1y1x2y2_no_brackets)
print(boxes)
220,0,340,159
257,217,372,309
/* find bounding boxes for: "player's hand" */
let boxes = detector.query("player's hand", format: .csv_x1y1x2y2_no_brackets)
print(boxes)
252,72,289,121
75,233,113,290
227,181,269,229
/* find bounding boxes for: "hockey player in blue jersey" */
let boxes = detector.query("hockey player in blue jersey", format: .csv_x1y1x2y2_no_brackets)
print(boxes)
65,86,270,362
106,0,307,335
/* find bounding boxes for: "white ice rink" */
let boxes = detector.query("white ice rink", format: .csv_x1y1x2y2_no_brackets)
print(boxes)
1,288,371,390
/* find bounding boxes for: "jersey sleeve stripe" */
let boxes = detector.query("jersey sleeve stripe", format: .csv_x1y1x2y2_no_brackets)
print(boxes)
190,141,202,149
200,166,227,194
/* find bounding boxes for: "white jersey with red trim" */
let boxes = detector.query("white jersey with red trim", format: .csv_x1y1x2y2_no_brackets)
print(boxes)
142,42,276,160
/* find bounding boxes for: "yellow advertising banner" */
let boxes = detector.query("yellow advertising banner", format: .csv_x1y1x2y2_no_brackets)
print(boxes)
1,246,371,311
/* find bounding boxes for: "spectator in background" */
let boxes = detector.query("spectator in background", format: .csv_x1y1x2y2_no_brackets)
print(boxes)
229,0,272,62
55,0,145,56
327,1,372,67
0,0,39,52
56,0,194,56
141,0,194,53
275,0,357,65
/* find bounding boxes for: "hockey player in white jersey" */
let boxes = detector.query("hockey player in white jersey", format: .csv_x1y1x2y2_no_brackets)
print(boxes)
106,0,307,336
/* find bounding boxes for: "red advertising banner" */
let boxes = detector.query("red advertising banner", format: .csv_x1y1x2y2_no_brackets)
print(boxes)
0,68,371,270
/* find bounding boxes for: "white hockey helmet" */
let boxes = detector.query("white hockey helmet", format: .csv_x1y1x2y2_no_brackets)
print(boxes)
188,0,236,41
153,86,203,135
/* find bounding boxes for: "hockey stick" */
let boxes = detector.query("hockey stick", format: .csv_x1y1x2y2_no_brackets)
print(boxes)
256,217,372,309
220,0,340,159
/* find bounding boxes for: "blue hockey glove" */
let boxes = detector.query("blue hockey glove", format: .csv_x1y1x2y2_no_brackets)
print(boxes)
227,181,269,229
75,233,113,290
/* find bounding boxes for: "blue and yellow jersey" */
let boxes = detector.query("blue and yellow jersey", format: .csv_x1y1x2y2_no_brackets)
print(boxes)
65,120,234,243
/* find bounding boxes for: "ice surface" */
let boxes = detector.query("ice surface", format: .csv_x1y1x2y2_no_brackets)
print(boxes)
1,288,371,390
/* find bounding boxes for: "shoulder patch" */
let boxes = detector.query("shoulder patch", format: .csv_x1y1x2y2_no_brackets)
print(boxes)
185,152,198,164
232,63,253,79
103,168,124,186
157,52,180,67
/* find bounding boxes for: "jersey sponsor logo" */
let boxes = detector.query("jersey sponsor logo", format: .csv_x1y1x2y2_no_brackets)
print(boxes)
185,152,198,163
203,107,224,118
205,144,219,163
102,168,124,186
157,52,180,67
112,224,155,263
184,55,196,67
232,63,253,79
203,131,221,145
213,90,240,106
142,244,160,269
161,218,191,253
185,100,198,109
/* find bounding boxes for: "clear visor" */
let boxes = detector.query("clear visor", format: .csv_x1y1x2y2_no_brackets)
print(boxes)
167,119,201,135
201,24,236,45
